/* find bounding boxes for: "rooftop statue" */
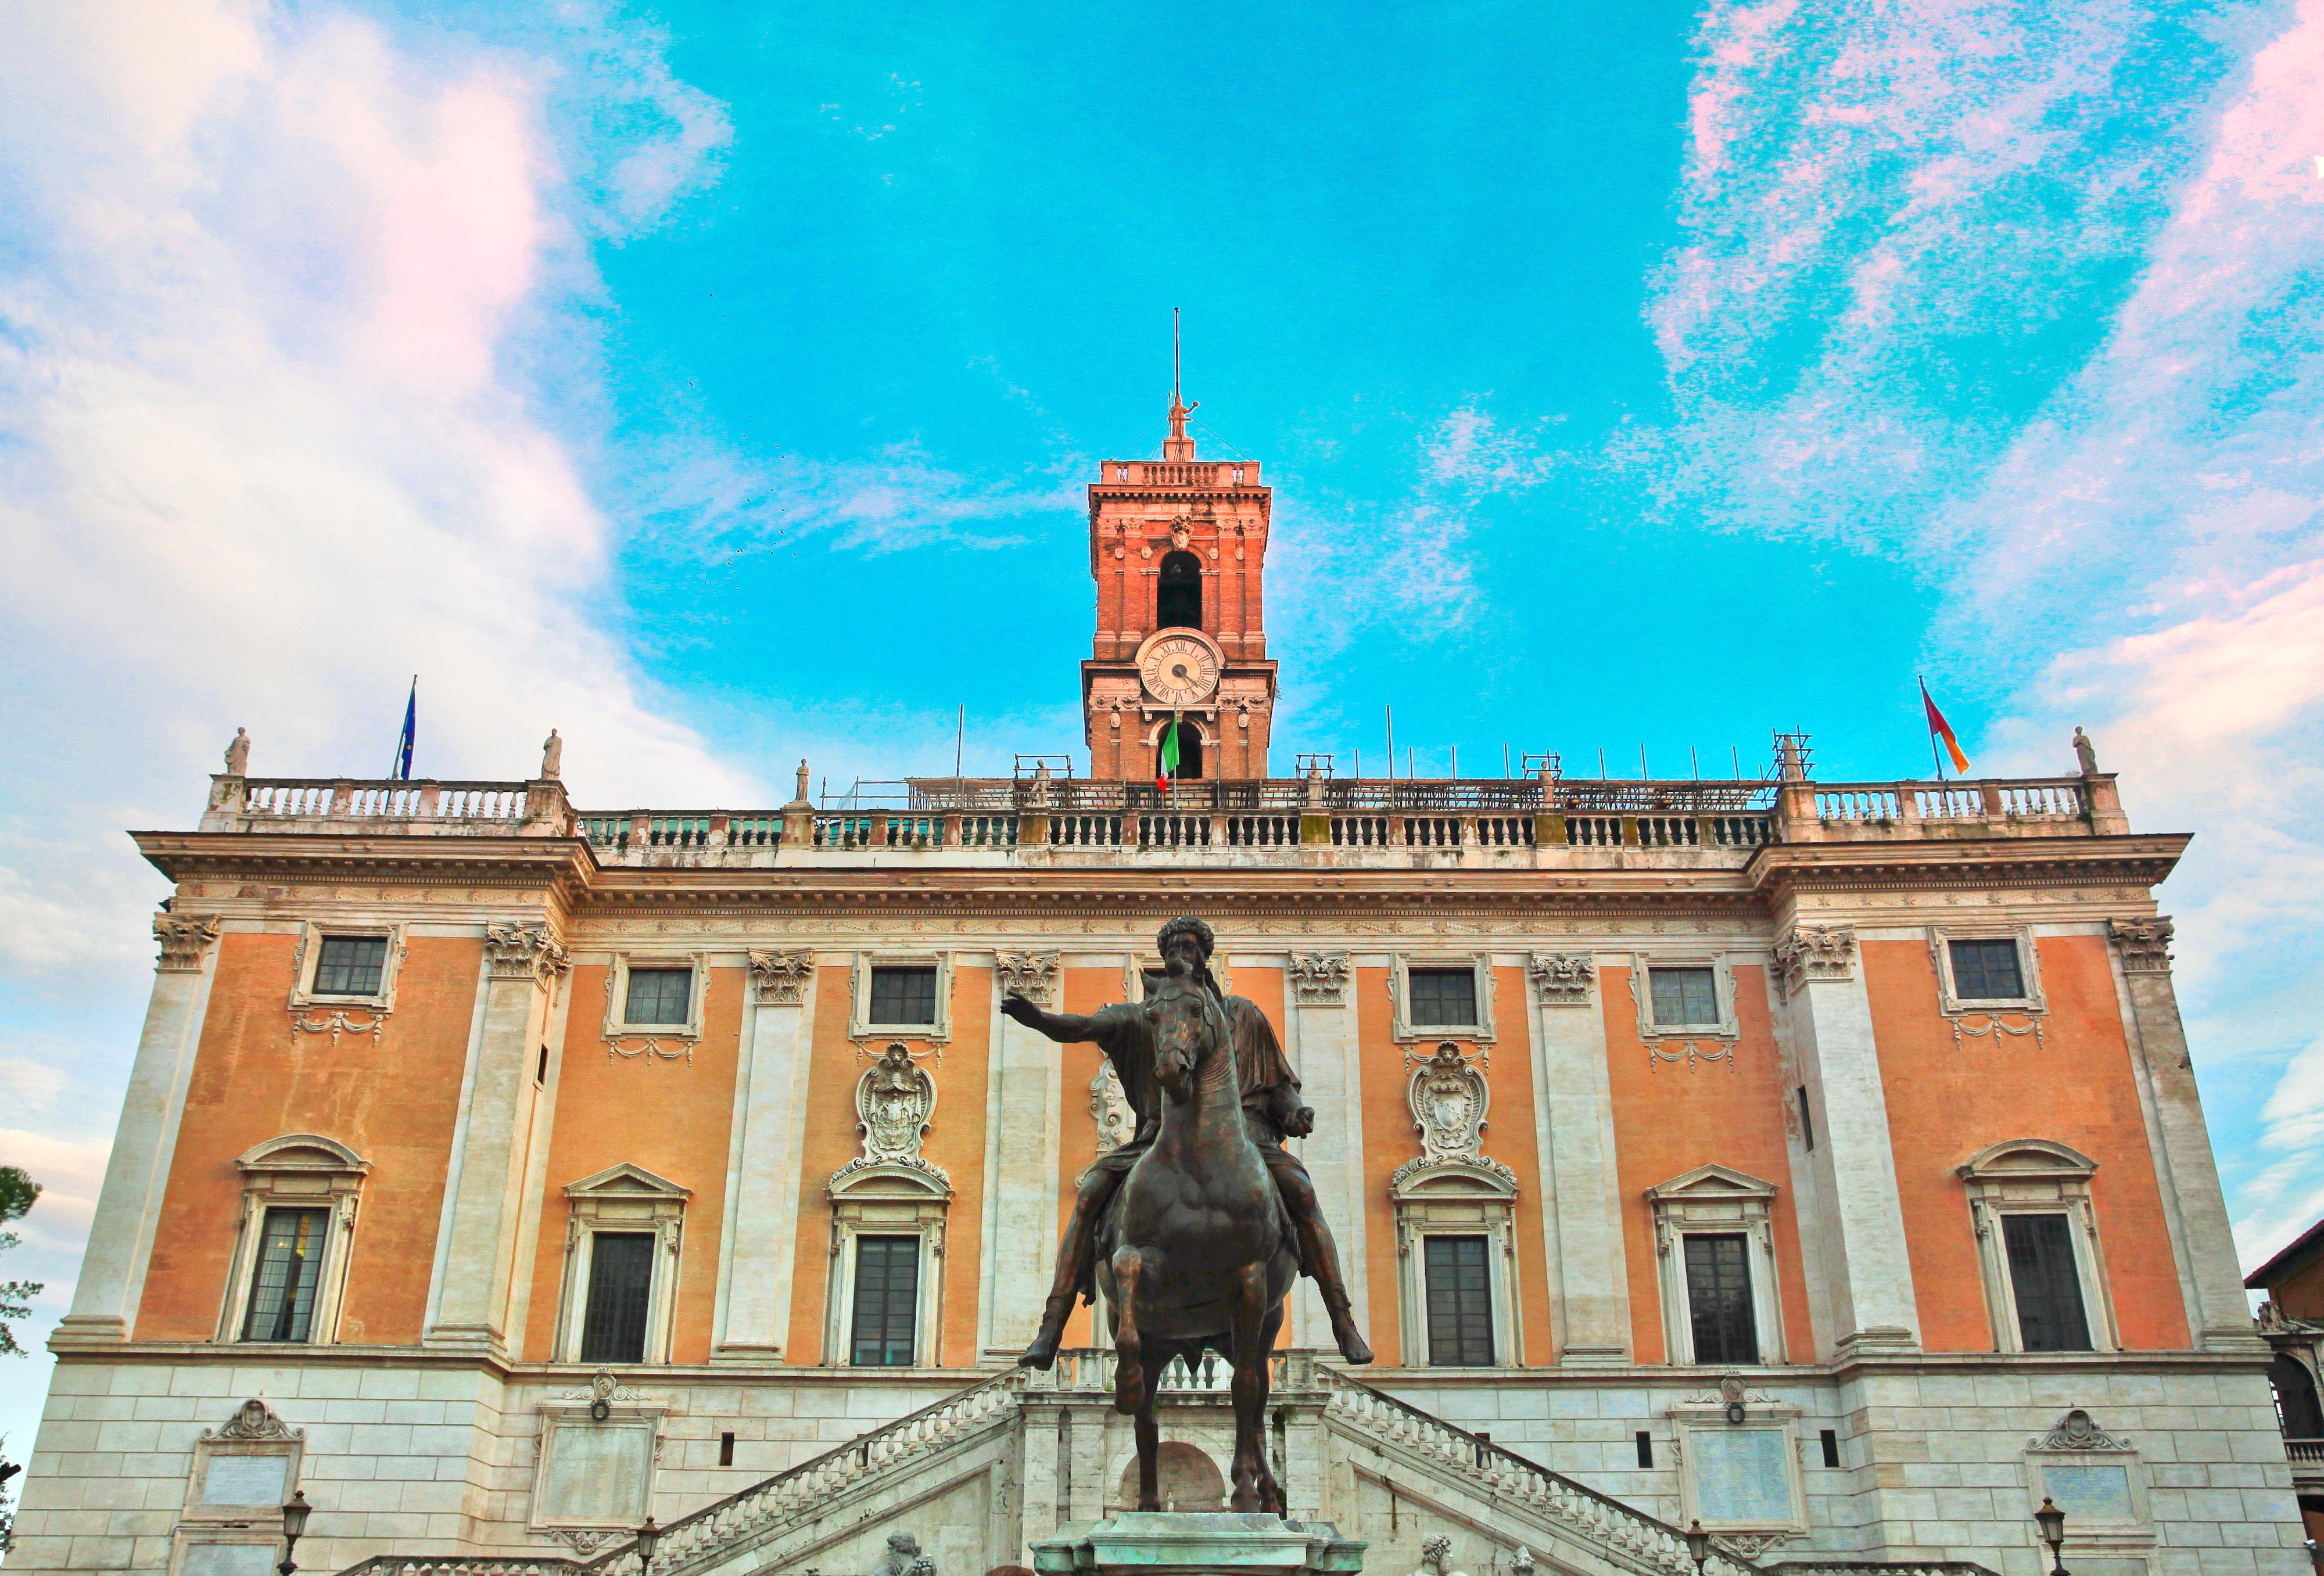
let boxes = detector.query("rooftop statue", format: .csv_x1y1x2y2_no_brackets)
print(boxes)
1002,915,1372,1515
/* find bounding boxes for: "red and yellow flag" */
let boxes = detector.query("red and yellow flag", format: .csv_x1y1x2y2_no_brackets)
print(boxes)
1921,679,1970,775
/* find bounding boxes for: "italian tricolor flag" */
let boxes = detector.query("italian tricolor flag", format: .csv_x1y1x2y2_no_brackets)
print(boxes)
1921,678,1970,775
1156,719,1181,792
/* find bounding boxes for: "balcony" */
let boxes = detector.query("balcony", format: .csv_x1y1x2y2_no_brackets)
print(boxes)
188,764,2135,871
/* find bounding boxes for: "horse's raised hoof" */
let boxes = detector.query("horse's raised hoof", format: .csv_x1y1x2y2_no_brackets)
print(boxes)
1330,1314,1375,1366
1016,1330,1061,1370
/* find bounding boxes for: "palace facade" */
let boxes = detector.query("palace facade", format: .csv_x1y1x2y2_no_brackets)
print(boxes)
12,404,2307,1576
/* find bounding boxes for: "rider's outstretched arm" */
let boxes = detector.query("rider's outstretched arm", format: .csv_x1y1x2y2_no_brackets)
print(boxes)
1001,995,1122,1046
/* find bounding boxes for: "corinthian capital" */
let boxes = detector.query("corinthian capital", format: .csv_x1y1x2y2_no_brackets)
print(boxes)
1288,953,1350,1005
1774,925,1856,993
996,950,1060,1006
1529,952,1595,1007
486,921,569,984
153,912,223,973
748,949,814,1005
2109,917,2174,975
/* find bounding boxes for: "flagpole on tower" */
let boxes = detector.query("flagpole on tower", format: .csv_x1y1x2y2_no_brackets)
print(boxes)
1921,675,1945,781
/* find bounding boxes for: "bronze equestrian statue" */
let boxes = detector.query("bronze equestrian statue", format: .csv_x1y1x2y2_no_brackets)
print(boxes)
1000,916,1373,1513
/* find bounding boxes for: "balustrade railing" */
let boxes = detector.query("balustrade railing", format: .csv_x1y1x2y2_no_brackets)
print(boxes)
1405,816,1464,847
1707,814,1771,846
1331,814,1393,846
1816,788,1901,821
1315,1367,1762,1576
959,813,1018,847
1139,814,1211,848
238,778,531,822
1567,815,1621,847
335,1563,583,1576
1227,814,1300,847
2284,1436,2324,1462
1634,815,1698,848
1050,813,1123,847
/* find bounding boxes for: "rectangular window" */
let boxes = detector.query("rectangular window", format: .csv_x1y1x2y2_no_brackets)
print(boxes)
578,1232,656,1363
1636,1431,1655,1468
1949,938,2026,1001
623,967,693,1026
313,935,387,997
1820,1429,1841,1469
1649,967,1720,1027
1683,1233,1759,1364
869,966,939,1026
2003,1212,2092,1352
1422,1234,1495,1366
719,1431,735,1466
241,1207,329,1342
850,1234,921,1366
1408,968,1479,1029
1796,1086,1815,1150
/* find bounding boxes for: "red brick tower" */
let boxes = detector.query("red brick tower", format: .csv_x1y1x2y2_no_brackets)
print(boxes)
1081,393,1276,780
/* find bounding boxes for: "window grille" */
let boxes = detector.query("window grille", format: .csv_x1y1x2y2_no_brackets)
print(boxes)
1422,1235,1494,1366
869,966,938,1025
850,1234,921,1366
1682,1233,1759,1364
1408,968,1477,1029
624,967,692,1026
313,936,387,997
1649,967,1719,1027
242,1207,330,1342
2002,1212,2092,1351
578,1232,656,1363
1948,938,2026,1001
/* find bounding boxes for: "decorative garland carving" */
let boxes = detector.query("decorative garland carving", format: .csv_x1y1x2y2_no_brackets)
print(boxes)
2108,917,2174,975
292,1011,385,1050
1649,1040,1735,1072
608,1037,690,1064
154,912,223,972
748,949,814,1004
1527,952,1595,1006
1287,953,1350,1004
1951,1014,2044,1051
2029,1408,2131,1452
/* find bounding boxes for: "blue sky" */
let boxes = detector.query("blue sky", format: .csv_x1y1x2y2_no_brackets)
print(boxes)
1,0,2321,1456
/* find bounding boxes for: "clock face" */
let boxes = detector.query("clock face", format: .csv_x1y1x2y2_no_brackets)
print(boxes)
1139,634,1221,705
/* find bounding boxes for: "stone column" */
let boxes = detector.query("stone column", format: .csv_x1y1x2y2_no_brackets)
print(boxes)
424,921,569,1355
714,950,816,1361
1776,925,1920,1357
2110,918,2266,1351
55,914,223,1345
1527,953,1631,1365
981,952,1063,1357
1286,953,1364,1344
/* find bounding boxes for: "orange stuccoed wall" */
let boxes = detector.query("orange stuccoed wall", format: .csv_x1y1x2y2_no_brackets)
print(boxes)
1601,963,1817,1365
781,964,992,1367
137,933,479,1344
1354,966,1558,1366
1865,936,2190,1352
522,963,746,1365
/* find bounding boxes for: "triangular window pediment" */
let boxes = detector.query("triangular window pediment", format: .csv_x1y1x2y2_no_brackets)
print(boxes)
564,1162,691,1201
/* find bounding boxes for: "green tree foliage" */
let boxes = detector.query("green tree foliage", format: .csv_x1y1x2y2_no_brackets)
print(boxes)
0,1166,44,1358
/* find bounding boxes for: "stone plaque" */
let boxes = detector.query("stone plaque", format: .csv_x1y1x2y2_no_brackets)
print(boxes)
182,1545,277,1576
1691,1427,1794,1524
201,1453,288,1506
536,1417,654,1524
2040,1462,2133,1521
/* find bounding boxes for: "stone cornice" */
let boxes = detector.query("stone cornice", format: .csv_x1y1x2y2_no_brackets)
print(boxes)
1746,834,2187,901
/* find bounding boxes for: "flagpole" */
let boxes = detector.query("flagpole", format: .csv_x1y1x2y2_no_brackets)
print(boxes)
1920,675,1945,781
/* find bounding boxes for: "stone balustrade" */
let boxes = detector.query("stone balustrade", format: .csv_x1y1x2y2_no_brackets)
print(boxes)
196,769,2133,864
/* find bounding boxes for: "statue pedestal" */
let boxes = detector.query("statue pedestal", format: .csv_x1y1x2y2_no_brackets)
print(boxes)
1032,1512,1365,1576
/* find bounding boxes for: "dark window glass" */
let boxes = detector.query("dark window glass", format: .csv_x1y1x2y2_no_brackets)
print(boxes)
1796,1086,1816,1150
1423,1235,1494,1366
1635,1431,1654,1468
719,1431,736,1466
2003,1213,2092,1352
314,935,387,997
1408,968,1478,1028
579,1232,656,1363
851,1234,921,1366
1820,1429,1841,1468
241,1207,329,1342
624,967,692,1025
2270,1354,2324,1438
1157,550,1203,630
1949,939,2026,1001
870,967,938,1025
1650,967,1720,1027
1683,1233,1759,1364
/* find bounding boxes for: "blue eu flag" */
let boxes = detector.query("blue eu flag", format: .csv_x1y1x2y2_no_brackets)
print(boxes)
392,677,415,781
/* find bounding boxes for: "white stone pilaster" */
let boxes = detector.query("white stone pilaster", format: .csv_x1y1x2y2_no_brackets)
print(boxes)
422,921,568,1356
1777,925,1920,1357
55,914,223,1345
715,950,815,1360
1286,953,1362,1347
1527,952,1631,1365
2109,918,2266,1351
981,952,1063,1356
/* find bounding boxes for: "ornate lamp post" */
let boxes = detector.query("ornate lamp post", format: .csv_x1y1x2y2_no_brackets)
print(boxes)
1684,1519,1713,1576
2033,1496,2068,1576
635,1514,662,1576
277,1490,311,1576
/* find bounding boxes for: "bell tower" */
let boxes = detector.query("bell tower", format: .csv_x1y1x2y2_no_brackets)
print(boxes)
1081,390,1276,781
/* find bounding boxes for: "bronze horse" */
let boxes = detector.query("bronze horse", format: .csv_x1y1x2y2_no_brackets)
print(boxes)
1096,968,1299,1514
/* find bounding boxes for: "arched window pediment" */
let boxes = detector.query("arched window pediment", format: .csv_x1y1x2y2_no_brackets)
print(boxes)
1956,1138,2098,1182
236,1133,368,1176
